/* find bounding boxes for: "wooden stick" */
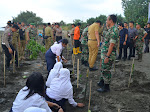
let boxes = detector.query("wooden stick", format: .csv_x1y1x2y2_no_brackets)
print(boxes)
88,80,92,112
77,59,79,88
73,54,75,74
0,36,2,53
4,54,6,86
67,44,69,59
118,108,121,112
128,58,135,88
84,69,89,102
18,46,19,68
13,51,16,73
114,61,116,73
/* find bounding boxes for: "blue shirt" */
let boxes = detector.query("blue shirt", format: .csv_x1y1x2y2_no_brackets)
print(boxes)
119,28,128,44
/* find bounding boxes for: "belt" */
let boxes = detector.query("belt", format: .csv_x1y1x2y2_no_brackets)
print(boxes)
88,39,97,41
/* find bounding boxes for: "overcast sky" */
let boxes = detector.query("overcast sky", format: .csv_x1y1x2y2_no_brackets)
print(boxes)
0,0,124,27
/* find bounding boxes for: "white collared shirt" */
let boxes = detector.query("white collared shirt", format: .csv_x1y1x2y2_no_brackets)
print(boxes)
51,42,63,56
12,86,52,112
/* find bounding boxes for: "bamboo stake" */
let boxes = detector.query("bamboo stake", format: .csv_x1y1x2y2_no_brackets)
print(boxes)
77,59,79,88
67,44,69,59
128,58,135,88
73,55,75,74
84,69,89,102
88,80,92,112
0,36,2,53
114,61,116,73
13,51,16,73
4,54,6,86
18,47,19,68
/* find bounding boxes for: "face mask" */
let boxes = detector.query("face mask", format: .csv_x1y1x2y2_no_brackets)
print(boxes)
62,46,65,50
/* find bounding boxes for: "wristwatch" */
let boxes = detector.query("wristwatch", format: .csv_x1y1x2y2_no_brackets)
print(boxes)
105,55,110,58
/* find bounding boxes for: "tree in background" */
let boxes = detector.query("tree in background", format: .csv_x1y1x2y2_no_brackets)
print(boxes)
122,0,149,27
13,11,43,25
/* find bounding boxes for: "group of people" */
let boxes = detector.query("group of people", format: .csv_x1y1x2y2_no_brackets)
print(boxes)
1,21,38,70
1,13,150,112
117,21,150,61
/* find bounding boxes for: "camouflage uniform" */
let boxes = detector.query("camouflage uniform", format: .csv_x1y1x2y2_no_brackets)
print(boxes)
81,26,88,62
135,28,147,60
100,25,119,84
12,29,20,50
28,27,37,39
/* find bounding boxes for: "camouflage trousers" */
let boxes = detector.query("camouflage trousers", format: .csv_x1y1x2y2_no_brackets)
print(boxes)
81,44,88,61
135,42,143,55
100,57,114,84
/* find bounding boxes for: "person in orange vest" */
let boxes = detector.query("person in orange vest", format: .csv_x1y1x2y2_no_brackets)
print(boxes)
73,23,82,54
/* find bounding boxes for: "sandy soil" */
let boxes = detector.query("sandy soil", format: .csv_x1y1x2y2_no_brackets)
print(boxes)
0,31,150,112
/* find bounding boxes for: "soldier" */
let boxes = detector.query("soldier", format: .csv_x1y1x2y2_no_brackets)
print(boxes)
81,25,89,66
70,24,75,46
12,23,20,51
97,15,119,92
88,20,101,71
45,23,54,51
27,23,37,41
135,23,147,61
18,23,26,60
1,24,19,70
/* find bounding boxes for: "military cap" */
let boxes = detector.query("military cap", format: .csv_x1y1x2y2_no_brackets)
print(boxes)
136,23,141,26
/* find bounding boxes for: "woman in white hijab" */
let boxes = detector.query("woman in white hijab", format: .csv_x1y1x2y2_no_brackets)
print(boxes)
46,62,63,87
46,68,84,112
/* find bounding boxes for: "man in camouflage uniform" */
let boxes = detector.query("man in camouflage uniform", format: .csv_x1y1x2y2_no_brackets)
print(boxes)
135,23,147,61
27,23,37,41
97,15,119,92
81,25,89,66
12,27,20,50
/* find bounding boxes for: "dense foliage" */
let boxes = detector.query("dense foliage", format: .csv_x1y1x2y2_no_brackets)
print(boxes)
13,11,43,25
26,38,46,59
122,0,149,27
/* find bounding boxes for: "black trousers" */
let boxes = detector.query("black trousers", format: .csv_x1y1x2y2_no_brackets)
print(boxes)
128,39,135,57
144,39,149,53
119,43,127,59
74,40,80,48
2,44,18,68
45,95,67,112
56,36,62,42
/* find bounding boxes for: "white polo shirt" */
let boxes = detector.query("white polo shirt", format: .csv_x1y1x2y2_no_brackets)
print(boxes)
12,86,52,112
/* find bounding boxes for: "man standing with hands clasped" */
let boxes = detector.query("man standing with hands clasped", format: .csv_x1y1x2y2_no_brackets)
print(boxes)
97,15,119,92
88,20,101,71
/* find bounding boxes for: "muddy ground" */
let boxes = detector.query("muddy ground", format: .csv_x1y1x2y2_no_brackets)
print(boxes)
0,31,150,112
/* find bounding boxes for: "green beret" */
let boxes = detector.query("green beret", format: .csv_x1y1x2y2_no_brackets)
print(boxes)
136,23,141,26
30,23,35,25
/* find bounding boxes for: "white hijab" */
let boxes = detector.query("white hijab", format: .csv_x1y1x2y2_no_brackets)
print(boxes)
47,68,72,99
46,62,63,87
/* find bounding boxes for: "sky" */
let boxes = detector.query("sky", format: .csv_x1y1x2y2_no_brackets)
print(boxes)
0,0,124,27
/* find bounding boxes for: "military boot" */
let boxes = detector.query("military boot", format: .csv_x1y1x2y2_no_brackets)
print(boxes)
138,54,142,62
97,79,104,88
97,84,110,93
